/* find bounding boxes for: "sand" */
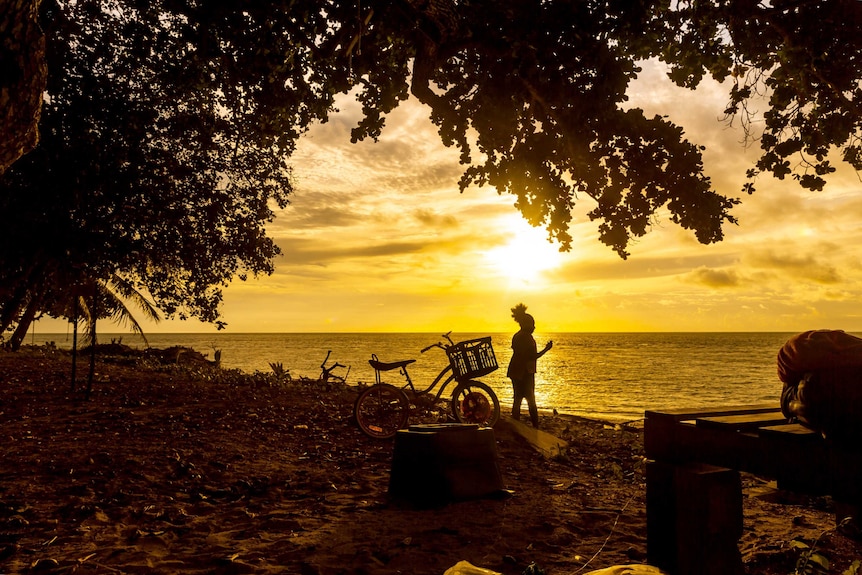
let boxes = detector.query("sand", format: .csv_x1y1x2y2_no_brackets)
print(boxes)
0,346,859,574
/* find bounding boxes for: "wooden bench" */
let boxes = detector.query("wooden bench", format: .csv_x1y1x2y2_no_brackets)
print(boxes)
644,404,862,575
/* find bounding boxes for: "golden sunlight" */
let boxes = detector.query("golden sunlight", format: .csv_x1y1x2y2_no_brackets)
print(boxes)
483,218,564,287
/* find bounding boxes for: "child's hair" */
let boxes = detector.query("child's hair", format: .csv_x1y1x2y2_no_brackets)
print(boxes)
511,303,529,325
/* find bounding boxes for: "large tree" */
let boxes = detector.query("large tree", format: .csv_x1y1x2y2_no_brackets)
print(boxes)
1,0,306,339
0,0,45,174
2,0,860,337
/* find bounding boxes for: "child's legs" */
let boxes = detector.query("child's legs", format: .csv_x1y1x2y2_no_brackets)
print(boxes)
511,378,525,418
524,374,539,427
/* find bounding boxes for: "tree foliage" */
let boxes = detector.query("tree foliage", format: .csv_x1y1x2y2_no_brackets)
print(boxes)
2,0,861,339
658,0,862,195
273,0,861,257
1,0,310,340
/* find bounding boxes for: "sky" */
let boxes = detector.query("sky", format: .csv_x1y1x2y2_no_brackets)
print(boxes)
35,61,862,334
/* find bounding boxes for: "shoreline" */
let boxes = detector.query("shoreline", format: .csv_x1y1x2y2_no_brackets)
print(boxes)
16,332,795,427
16,342,650,424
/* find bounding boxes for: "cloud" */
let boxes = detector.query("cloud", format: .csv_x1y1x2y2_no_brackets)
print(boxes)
274,237,428,266
744,250,843,284
551,251,739,283
271,201,357,232
291,95,464,199
683,266,743,288
413,208,459,228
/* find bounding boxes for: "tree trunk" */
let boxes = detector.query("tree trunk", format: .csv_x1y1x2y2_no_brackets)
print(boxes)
70,295,78,392
0,260,45,337
86,288,97,400
0,0,46,174
0,272,35,336
0,284,28,338
7,293,40,350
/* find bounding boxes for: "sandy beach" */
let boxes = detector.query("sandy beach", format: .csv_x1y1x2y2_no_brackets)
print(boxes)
0,346,859,574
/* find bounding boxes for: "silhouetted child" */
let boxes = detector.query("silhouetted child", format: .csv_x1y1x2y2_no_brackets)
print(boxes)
507,303,552,428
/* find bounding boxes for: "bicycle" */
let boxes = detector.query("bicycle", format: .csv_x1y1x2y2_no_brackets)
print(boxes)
318,350,350,384
353,332,502,439
297,350,350,386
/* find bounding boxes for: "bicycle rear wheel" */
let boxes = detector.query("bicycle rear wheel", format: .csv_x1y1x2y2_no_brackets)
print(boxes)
451,380,500,427
354,383,410,439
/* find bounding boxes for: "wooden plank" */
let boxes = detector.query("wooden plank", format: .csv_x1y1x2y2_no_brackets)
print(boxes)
646,414,777,470
645,404,862,494
497,415,568,459
645,403,779,423
696,411,787,431
755,423,825,491
758,422,820,439
647,416,833,493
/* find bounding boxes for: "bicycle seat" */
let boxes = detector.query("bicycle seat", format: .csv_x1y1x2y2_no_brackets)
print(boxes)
369,358,416,372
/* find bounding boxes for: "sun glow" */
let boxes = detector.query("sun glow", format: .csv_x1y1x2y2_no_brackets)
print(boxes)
484,219,564,286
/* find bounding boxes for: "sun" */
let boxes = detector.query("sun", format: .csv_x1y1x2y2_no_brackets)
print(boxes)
483,219,563,286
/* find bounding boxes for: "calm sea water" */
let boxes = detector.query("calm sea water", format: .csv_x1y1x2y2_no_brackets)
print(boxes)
29,331,803,423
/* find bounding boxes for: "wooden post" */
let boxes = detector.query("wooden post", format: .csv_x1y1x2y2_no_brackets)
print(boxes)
675,463,744,575
647,462,744,575
646,461,678,574
831,443,862,528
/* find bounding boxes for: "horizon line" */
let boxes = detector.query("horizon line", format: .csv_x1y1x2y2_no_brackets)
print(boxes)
26,329,834,335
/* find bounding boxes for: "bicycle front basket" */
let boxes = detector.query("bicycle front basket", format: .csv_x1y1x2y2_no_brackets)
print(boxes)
447,337,498,380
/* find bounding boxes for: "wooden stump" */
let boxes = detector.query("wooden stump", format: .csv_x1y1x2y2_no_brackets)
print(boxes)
388,423,503,507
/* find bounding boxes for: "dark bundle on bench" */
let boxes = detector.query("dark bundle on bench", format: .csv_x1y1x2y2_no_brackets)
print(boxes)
644,404,862,575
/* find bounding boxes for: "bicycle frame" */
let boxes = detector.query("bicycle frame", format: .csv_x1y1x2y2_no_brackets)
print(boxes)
405,362,457,402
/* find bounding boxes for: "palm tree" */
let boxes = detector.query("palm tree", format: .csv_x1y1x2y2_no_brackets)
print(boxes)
65,272,162,398
71,273,162,346
1,262,162,398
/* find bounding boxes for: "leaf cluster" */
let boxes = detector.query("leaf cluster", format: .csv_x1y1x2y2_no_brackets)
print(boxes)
339,0,861,257
659,0,862,194
378,0,739,257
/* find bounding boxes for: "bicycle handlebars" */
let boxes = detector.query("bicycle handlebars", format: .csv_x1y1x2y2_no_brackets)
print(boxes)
420,331,455,354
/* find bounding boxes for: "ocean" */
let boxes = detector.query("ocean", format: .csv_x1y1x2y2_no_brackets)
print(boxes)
28,331,802,423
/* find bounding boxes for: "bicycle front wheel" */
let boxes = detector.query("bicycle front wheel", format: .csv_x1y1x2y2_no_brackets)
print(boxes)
354,384,410,439
451,380,500,427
